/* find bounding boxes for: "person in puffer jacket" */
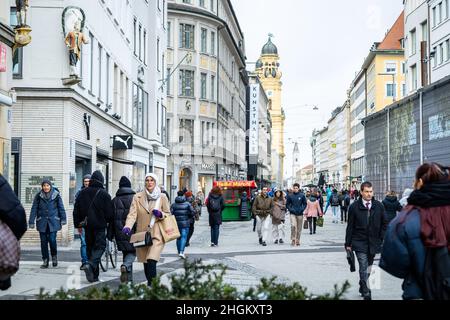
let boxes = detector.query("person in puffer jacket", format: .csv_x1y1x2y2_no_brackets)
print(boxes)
382,191,402,224
112,176,136,283
171,191,195,259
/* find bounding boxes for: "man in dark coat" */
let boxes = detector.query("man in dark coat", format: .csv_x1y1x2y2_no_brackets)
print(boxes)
171,191,195,259
112,176,136,283
73,170,113,283
0,174,27,290
345,181,387,300
382,191,402,224
75,174,91,270
286,183,307,246
206,187,225,247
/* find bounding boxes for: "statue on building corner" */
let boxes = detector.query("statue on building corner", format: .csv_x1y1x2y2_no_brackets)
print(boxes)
61,6,87,85
13,0,32,53
65,19,88,77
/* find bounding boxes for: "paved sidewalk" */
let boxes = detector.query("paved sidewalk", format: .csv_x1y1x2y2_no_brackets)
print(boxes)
1,210,403,300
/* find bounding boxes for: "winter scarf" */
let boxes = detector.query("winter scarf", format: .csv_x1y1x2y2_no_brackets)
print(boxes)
145,173,161,201
407,181,450,250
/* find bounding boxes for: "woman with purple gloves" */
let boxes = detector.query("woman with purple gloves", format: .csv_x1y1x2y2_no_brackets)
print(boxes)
122,173,171,286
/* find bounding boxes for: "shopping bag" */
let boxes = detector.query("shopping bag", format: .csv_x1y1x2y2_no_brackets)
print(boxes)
303,219,309,229
0,221,20,280
158,214,181,243
317,216,324,227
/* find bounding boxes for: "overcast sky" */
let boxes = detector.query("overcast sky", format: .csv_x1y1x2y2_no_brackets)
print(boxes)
232,0,404,178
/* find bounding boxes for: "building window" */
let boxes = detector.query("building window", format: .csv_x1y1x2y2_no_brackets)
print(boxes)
157,101,160,135
157,37,160,71
439,2,443,24
439,43,444,64
139,24,142,60
132,84,149,137
210,31,216,55
179,119,194,146
446,39,450,61
411,64,417,90
433,7,437,27
386,83,396,98
446,0,449,19
133,18,137,55
106,53,110,105
199,0,205,7
166,68,171,95
162,106,167,144
210,0,215,12
179,24,195,49
401,61,406,74
410,29,416,55
201,28,208,53
402,83,406,97
144,30,147,65
201,121,205,146
182,0,191,3
201,73,207,99
421,21,428,42
385,62,396,73
89,32,94,92
179,69,194,97
433,46,438,67
167,21,172,46
206,122,210,145
98,44,103,100
211,75,215,101
10,7,23,78
166,118,170,146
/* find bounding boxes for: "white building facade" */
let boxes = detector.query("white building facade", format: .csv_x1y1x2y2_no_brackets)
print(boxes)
349,71,366,184
429,0,450,82
166,0,247,197
10,0,168,245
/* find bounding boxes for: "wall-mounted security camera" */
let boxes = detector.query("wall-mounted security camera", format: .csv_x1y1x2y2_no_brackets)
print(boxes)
96,103,101,107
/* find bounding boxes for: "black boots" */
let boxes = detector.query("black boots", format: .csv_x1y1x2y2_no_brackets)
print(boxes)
84,264,96,283
52,256,58,267
40,259,49,269
259,237,263,244
359,280,372,300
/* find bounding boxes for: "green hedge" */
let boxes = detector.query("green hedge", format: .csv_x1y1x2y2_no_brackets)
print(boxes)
38,260,350,300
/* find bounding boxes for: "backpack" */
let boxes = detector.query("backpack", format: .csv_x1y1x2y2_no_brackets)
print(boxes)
331,194,340,206
344,195,351,207
208,197,222,212
422,246,450,300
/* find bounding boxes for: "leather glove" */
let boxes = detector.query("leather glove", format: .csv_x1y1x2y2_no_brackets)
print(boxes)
122,227,131,236
28,224,35,229
152,209,163,219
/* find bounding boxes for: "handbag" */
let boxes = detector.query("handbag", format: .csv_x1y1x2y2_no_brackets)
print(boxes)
0,220,20,280
158,214,181,243
303,219,309,229
129,228,153,248
78,190,100,228
346,249,356,272
317,216,324,227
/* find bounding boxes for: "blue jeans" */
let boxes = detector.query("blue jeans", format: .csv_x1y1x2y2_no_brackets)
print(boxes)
210,224,220,246
39,225,57,260
331,206,339,221
176,227,190,254
80,228,88,264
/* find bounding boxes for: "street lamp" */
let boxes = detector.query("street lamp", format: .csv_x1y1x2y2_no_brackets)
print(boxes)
378,72,396,102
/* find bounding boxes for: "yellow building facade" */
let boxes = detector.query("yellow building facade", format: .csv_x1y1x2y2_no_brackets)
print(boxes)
255,37,285,186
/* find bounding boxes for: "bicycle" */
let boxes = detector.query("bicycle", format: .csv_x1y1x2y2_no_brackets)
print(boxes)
100,238,118,272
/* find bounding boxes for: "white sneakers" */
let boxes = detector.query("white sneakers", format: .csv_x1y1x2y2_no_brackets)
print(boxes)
179,253,186,259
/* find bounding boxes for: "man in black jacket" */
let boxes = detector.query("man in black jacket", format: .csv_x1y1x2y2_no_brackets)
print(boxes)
112,176,136,283
0,174,27,290
345,181,387,300
73,170,113,283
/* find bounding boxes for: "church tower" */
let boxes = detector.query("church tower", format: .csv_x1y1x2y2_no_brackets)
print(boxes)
255,35,285,186
292,142,301,180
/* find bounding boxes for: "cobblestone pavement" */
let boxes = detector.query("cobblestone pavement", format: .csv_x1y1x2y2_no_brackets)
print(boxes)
1,209,403,300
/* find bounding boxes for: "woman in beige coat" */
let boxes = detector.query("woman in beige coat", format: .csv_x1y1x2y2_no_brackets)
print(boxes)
123,173,171,286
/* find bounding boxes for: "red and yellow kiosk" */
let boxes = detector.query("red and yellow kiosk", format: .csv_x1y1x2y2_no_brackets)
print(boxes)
213,180,258,221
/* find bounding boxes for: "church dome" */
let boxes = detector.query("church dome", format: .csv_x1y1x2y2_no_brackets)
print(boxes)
261,37,278,55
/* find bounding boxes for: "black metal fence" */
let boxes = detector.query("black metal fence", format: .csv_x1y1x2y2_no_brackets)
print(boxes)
364,75,450,200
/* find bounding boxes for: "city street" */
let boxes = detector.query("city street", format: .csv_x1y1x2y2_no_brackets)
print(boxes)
1,209,403,300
